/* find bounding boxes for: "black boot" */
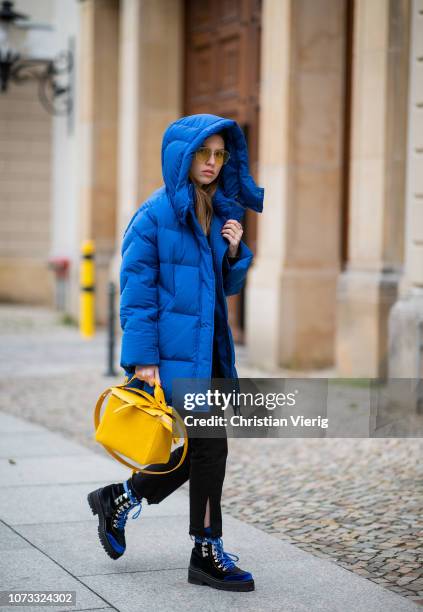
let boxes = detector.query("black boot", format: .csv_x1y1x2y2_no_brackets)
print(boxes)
87,477,143,560
188,534,255,592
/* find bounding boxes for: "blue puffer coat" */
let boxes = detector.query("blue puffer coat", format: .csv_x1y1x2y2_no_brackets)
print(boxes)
119,113,264,404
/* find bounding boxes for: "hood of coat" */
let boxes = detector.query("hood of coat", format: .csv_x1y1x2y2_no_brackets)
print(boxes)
161,113,264,225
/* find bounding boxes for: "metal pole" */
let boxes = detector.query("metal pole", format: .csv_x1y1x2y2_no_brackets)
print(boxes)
105,280,118,377
417,320,423,415
80,240,95,338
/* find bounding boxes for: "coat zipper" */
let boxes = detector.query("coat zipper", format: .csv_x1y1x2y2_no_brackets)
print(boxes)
189,209,216,379
208,243,216,380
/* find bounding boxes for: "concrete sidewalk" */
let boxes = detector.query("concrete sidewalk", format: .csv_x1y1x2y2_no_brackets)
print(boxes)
0,411,420,612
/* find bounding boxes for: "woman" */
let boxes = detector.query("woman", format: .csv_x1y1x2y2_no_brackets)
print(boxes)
87,113,264,592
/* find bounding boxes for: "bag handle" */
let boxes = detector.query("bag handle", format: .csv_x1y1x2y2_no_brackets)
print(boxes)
94,377,189,476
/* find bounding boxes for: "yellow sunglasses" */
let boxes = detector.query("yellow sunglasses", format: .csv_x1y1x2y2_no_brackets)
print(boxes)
195,147,231,166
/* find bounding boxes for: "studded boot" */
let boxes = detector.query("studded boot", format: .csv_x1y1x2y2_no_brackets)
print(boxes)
87,477,143,560
188,533,255,592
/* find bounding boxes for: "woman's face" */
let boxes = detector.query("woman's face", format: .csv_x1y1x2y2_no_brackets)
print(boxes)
190,134,226,186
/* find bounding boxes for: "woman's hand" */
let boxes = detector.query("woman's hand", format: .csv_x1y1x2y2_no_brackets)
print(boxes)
221,219,243,257
135,365,161,386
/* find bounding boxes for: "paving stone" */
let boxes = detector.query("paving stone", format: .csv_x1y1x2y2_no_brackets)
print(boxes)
397,576,421,586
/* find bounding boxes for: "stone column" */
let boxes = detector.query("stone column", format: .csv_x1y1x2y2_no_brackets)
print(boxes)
110,0,183,283
113,0,142,258
247,0,346,371
335,0,410,377
389,0,423,379
77,0,119,324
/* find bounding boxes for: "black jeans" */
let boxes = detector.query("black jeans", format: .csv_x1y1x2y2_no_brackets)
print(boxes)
130,351,228,539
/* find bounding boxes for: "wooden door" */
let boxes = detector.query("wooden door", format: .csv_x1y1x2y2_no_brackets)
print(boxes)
184,0,262,343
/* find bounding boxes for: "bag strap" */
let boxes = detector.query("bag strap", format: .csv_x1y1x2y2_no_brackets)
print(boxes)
94,379,189,476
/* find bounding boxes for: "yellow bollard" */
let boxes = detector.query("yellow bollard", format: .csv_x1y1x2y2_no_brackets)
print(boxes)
80,239,95,338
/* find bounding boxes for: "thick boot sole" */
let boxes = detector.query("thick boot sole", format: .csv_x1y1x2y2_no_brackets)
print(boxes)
188,567,255,592
87,489,124,561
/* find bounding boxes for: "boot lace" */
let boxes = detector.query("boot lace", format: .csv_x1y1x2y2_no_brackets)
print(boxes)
192,534,240,571
211,537,239,571
112,481,142,530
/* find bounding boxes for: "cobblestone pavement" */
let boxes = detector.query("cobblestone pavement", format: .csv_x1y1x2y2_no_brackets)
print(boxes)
1,304,422,605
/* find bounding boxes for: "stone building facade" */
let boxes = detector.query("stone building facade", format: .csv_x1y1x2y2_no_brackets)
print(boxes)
0,0,421,379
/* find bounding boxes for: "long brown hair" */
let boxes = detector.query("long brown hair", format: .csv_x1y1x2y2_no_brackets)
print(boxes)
188,174,219,237
189,132,225,236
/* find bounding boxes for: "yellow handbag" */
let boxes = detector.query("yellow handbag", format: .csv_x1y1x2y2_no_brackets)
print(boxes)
94,374,188,475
